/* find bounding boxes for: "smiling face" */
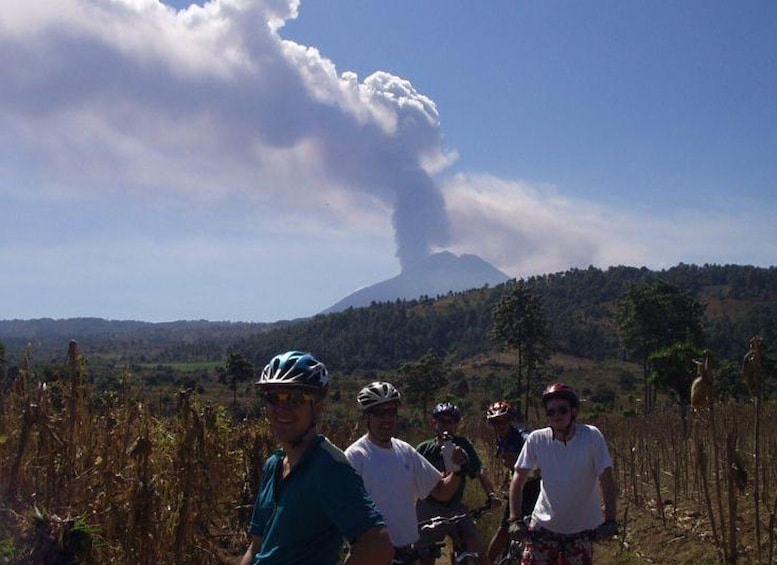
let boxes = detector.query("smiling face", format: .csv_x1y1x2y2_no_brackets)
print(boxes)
262,387,323,447
365,401,400,447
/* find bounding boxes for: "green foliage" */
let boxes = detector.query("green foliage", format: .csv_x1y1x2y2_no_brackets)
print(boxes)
616,279,705,410
649,342,707,409
618,370,638,392
617,280,705,359
714,358,750,401
218,352,255,416
589,382,618,406
3,265,777,400
0,341,7,393
397,350,448,416
491,282,553,419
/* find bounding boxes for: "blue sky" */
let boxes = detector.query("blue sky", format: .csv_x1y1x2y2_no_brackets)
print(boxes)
2,0,775,322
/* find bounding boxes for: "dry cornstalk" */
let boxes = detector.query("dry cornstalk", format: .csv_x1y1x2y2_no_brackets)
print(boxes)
742,336,766,562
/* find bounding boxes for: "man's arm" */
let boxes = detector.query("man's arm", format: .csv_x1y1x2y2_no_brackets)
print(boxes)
344,525,394,565
599,466,617,522
428,470,463,501
477,470,498,505
508,468,531,521
239,535,261,565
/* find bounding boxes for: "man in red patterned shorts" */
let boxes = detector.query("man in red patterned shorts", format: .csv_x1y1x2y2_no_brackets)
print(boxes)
508,384,618,564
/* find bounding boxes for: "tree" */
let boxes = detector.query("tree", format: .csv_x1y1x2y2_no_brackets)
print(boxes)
616,280,705,411
490,282,554,421
649,342,707,426
397,349,448,416
218,352,255,417
0,341,6,391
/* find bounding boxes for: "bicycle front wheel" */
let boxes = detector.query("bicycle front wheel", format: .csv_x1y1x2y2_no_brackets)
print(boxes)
493,540,523,565
454,551,481,565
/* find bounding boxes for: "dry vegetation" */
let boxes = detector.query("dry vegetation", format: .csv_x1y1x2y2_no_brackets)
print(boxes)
2,343,776,564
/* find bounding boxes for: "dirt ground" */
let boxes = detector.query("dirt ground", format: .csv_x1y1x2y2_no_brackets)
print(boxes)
433,496,763,564
595,502,721,564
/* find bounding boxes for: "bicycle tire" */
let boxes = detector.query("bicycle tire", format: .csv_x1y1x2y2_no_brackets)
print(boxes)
492,540,523,565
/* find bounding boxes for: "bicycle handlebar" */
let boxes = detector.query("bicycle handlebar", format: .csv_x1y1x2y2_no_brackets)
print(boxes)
418,500,497,532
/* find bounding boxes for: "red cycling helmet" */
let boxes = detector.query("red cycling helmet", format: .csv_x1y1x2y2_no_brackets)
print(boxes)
541,383,580,409
486,400,513,421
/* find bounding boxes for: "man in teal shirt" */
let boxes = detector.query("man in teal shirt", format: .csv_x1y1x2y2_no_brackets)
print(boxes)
241,351,392,565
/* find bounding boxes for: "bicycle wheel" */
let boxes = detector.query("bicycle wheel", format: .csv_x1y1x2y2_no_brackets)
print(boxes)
453,552,480,565
493,540,522,565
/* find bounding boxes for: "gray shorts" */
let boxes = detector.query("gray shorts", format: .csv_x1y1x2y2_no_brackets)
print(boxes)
416,498,477,547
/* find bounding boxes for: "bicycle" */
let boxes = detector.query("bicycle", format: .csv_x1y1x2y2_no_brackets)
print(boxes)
391,541,446,565
415,501,497,565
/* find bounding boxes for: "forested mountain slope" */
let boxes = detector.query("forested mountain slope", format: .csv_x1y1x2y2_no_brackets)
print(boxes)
230,264,777,373
2,264,776,377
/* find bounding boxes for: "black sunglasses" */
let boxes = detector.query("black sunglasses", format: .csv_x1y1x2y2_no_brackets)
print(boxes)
262,390,316,408
369,406,398,418
546,405,570,417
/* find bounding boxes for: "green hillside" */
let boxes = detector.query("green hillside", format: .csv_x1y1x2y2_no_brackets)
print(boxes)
230,263,777,371
2,263,776,412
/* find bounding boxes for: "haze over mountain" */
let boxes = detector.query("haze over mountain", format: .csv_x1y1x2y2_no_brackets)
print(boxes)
322,251,510,314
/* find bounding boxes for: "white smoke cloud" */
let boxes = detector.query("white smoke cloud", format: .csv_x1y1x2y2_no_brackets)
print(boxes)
0,0,453,271
442,173,645,275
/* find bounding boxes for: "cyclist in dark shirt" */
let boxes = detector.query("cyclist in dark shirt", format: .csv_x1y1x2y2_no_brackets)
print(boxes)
416,402,497,565
484,401,540,563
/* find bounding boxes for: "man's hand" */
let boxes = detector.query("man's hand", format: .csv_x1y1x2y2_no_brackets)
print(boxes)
507,518,528,540
595,519,618,540
485,493,502,509
452,446,469,466
452,446,471,476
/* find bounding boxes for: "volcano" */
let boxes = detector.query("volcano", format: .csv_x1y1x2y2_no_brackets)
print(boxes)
322,251,510,314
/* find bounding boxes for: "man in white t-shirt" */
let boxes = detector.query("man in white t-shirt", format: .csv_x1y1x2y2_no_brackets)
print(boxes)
508,383,618,564
345,381,466,557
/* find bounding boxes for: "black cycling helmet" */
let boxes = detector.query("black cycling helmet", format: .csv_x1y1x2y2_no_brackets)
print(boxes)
357,381,401,411
486,400,513,421
541,383,580,409
432,402,461,422
256,351,329,394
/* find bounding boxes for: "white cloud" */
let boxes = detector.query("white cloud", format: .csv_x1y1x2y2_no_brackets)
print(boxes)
442,173,640,275
1,0,454,271
441,172,777,279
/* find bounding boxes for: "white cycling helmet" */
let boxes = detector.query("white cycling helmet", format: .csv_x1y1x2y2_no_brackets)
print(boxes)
357,381,401,411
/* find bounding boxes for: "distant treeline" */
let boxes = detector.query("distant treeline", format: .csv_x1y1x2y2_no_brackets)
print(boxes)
2,264,776,376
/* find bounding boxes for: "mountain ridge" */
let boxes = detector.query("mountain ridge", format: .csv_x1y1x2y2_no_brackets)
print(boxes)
322,251,510,313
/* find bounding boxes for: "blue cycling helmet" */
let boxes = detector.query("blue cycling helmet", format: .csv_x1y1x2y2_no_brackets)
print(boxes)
256,351,329,394
432,401,461,422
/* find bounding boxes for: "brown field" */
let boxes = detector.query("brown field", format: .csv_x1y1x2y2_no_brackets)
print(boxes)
2,356,775,564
